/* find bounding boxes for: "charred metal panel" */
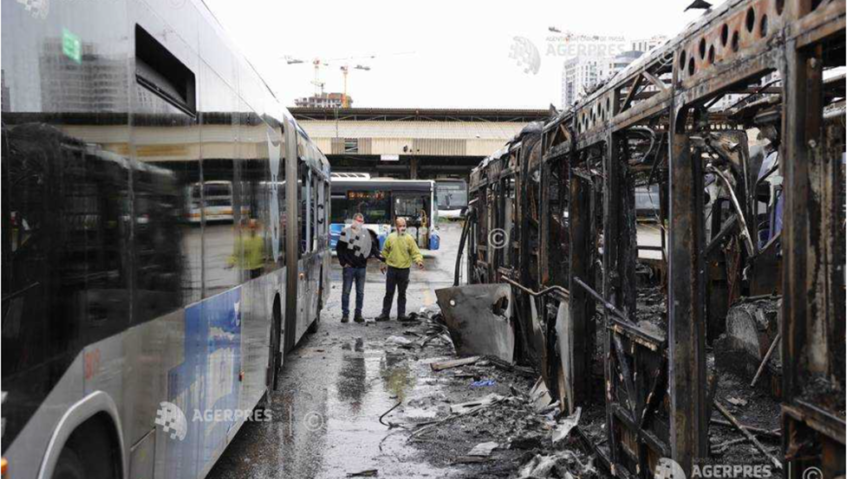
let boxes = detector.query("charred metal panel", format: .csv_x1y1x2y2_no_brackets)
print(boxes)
435,284,515,363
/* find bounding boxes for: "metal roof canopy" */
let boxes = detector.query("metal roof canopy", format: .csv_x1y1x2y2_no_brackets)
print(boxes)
290,107,550,123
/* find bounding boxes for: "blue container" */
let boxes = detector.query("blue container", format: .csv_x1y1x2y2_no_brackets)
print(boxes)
429,231,440,251
329,223,345,250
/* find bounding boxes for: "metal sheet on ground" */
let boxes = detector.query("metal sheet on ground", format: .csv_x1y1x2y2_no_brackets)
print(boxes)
435,284,515,363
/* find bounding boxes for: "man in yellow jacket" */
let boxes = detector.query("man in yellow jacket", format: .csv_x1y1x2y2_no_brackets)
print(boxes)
376,217,424,321
227,218,266,279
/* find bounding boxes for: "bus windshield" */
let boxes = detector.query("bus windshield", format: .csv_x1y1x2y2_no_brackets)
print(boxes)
437,181,468,209
330,190,390,224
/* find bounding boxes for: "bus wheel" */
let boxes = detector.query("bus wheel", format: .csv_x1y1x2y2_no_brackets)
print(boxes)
52,448,86,479
53,414,119,479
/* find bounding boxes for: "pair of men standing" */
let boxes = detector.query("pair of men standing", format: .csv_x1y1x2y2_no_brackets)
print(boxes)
336,214,424,323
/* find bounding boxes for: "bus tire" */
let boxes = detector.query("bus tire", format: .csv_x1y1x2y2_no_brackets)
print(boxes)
52,448,85,479
52,414,120,479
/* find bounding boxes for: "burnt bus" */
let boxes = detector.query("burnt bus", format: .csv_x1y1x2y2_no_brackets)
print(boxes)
455,1,845,477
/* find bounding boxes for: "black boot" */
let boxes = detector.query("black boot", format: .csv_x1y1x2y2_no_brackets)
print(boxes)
354,313,364,323
341,314,349,323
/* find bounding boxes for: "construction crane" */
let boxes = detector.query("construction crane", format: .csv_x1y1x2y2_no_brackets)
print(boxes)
339,65,370,108
283,54,375,100
283,52,413,107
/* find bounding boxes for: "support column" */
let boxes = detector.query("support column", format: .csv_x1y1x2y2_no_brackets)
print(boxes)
409,156,418,179
782,41,845,479
568,154,594,407
668,105,708,472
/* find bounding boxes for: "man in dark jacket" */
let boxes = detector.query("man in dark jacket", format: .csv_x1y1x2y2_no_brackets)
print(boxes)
336,213,379,323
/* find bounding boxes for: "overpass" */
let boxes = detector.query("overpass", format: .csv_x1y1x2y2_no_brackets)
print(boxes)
290,107,550,179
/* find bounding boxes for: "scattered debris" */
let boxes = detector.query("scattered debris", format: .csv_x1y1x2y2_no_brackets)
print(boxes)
552,407,582,444
510,434,544,450
726,397,749,407
712,436,752,454
452,456,490,464
484,355,537,378
468,441,500,457
410,394,507,441
378,401,402,429
517,450,594,479
529,377,554,413
386,335,412,346
470,379,496,388
710,419,781,438
713,400,781,468
450,393,505,415
430,356,481,372
346,469,378,478
750,332,781,387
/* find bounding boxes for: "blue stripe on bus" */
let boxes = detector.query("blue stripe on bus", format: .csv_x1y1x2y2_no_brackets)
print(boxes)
166,287,242,477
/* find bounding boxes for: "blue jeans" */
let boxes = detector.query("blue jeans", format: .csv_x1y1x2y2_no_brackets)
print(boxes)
342,266,366,317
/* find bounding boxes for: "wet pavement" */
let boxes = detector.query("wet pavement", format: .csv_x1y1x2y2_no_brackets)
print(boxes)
208,222,466,479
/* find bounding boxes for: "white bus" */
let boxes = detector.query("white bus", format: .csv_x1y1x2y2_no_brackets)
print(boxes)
1,1,331,478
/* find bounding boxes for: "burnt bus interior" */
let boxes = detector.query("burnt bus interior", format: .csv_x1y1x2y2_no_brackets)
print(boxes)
459,1,845,477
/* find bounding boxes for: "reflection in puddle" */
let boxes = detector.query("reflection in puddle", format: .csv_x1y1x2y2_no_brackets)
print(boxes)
337,338,367,413
380,351,413,402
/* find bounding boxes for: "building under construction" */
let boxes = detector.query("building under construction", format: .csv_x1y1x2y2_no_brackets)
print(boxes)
454,0,846,477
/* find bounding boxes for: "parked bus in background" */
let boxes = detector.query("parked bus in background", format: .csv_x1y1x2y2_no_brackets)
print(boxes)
1,0,330,477
435,179,469,220
186,181,250,223
330,178,440,253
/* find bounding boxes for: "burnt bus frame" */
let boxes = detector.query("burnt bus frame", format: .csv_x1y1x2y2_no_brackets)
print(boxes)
465,0,845,477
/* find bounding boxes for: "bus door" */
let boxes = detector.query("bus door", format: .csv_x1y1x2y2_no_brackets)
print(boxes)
393,192,430,248
304,169,320,327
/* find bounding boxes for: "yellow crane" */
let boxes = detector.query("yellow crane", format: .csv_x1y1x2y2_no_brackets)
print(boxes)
283,55,375,105
339,65,370,108
283,52,413,107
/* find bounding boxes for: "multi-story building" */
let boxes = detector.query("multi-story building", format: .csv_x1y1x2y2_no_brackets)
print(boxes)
562,56,611,108
631,35,667,54
294,92,352,109
561,35,667,109
39,38,129,113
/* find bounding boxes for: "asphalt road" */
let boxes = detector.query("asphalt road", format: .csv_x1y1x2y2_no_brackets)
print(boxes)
207,222,465,479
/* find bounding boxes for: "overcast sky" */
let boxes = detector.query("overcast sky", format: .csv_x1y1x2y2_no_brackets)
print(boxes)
203,0,708,110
